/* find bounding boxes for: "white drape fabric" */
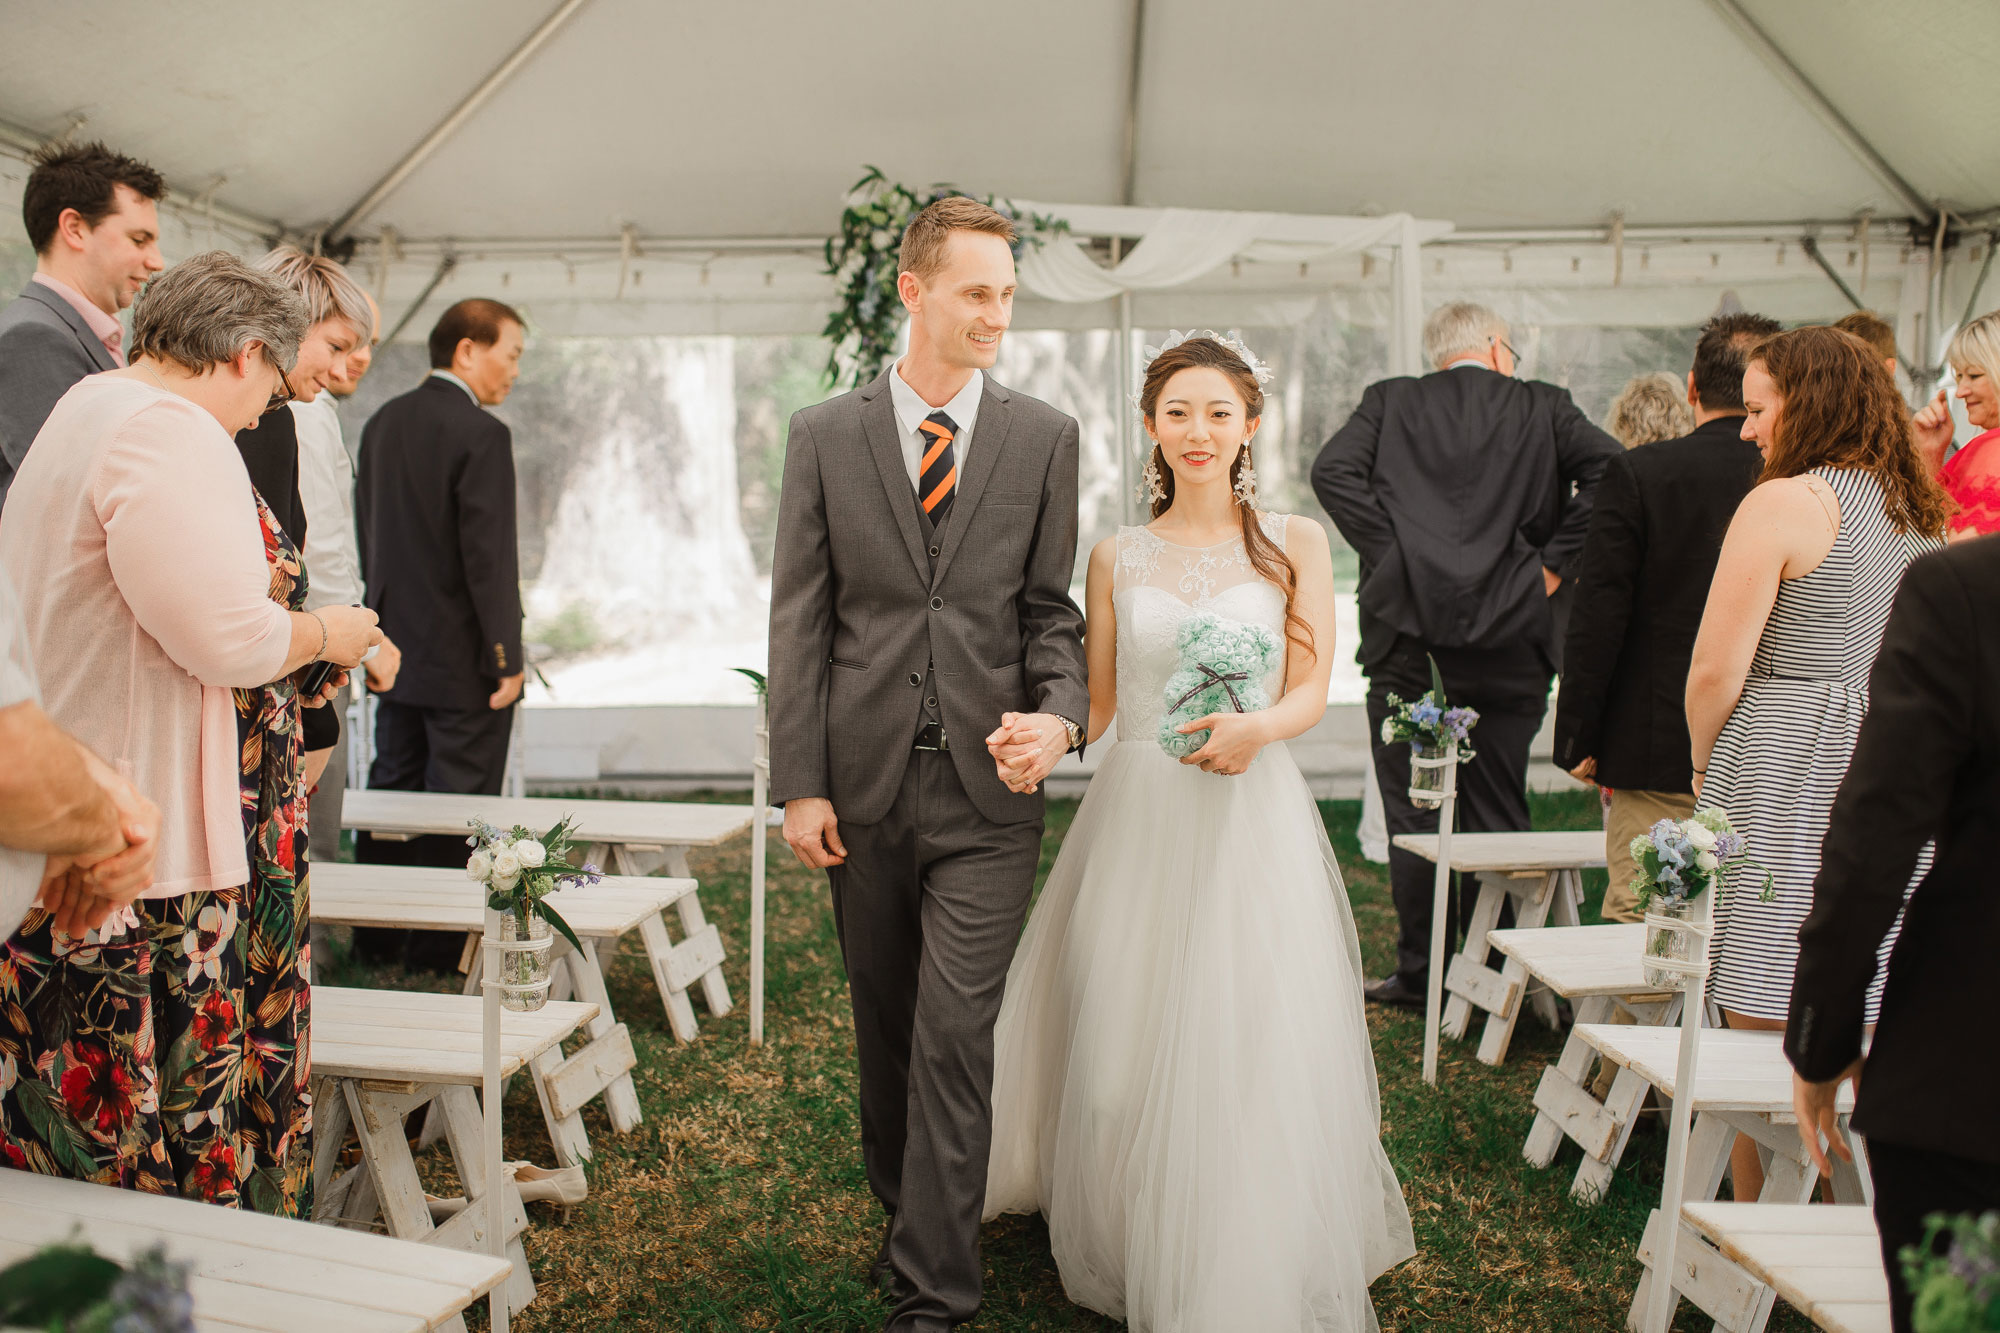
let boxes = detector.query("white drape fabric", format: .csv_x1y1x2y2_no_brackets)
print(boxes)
1013,203,1448,376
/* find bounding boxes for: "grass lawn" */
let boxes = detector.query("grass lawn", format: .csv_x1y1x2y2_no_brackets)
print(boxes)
324,788,1812,1332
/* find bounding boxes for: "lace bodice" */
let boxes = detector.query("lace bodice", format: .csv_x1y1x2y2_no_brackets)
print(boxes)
1113,511,1291,740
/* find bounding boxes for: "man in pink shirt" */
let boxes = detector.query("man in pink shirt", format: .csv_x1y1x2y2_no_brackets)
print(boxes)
0,141,165,513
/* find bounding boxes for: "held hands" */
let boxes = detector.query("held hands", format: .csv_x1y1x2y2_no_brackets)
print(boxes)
986,713,1068,795
1913,389,1955,474
782,797,846,869
1792,1058,1863,1177
38,753,161,936
1175,710,1271,777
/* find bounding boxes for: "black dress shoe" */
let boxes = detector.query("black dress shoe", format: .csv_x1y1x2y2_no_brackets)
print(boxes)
1364,975,1427,1011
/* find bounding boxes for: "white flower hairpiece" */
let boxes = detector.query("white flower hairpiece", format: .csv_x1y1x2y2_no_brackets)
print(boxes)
1135,329,1277,407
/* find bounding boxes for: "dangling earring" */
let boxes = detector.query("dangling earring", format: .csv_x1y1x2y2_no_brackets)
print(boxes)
1233,442,1258,507
1141,447,1167,505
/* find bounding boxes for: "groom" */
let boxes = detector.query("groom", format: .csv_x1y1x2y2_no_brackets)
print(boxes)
768,195,1089,1331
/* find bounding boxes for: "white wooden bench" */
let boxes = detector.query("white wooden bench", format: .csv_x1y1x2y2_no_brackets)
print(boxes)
1496,923,1681,1200
311,986,599,1319
341,790,749,1031
315,864,704,1167
1391,831,1601,1062
0,1163,511,1332
1577,1024,1873,1333
1680,1202,1892,1333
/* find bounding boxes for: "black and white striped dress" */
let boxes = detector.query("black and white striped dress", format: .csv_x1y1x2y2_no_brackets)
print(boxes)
1706,466,1940,1023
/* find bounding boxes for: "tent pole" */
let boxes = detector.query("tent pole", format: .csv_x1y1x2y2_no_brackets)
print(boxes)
1119,280,1136,527
382,253,459,345
326,0,597,243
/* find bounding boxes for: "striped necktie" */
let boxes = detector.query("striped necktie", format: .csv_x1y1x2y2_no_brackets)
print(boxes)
918,410,958,524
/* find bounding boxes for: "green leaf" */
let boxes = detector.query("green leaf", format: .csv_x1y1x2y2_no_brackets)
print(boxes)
1427,653,1448,708
0,1243,122,1323
12,1077,99,1179
533,899,584,954
732,667,769,696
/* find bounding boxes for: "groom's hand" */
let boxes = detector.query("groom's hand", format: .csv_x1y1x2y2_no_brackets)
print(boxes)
986,713,1068,794
782,798,847,869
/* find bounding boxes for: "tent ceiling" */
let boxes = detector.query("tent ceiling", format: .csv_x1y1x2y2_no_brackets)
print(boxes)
4,0,1996,248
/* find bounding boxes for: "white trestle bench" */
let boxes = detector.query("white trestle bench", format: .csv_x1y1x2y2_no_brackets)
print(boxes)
1576,1024,1873,1333
1496,922,1681,1200
310,986,599,1319
340,790,748,1033
1680,1203,1892,1333
0,1163,511,1331
1391,831,1602,1063
315,863,707,1167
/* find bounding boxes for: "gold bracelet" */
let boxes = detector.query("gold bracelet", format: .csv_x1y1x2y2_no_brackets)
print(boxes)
308,610,328,660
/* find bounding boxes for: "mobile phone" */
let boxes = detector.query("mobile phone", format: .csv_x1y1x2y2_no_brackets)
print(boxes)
301,658,342,697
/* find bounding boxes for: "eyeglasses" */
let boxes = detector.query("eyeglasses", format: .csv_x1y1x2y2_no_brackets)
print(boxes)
1490,336,1522,374
264,363,295,413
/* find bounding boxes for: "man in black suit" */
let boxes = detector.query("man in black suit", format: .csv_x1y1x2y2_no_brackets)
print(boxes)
0,142,164,513
1787,537,2000,1333
1313,301,1619,1008
1554,313,1778,921
355,299,525,883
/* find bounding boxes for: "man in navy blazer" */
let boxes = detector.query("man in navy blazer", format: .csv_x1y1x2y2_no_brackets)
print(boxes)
0,142,164,513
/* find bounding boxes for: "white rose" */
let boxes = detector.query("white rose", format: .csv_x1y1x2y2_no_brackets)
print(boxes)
466,850,492,881
514,839,547,869
492,849,521,880
1696,851,1719,871
493,870,520,893
1684,823,1718,851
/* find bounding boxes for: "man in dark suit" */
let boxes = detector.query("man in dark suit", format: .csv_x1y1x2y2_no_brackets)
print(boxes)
769,197,1088,1330
1787,537,2000,1333
355,299,525,880
0,141,164,513
1554,313,1778,921
1313,301,1619,1009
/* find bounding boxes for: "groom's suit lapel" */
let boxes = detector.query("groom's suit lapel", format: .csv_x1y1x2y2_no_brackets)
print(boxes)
933,378,1012,585
858,372,930,581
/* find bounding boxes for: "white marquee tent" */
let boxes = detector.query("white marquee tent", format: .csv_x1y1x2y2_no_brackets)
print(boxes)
4,0,1998,361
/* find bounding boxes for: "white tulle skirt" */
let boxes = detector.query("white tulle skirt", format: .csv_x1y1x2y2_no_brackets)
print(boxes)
985,739,1416,1332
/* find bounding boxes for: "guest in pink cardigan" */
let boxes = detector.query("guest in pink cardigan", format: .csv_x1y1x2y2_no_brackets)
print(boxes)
0,252,379,1212
1913,309,2000,539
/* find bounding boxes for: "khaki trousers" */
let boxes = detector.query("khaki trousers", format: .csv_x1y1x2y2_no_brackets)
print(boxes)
1601,787,1699,924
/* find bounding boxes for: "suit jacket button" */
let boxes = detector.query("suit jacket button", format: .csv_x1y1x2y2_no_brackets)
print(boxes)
929,546,940,557
908,672,921,687
930,596,944,611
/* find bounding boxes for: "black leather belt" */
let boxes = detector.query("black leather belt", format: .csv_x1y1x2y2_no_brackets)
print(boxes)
914,722,950,752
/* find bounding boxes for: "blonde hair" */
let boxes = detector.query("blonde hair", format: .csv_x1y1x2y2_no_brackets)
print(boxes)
897,196,1017,285
1946,309,2000,386
1607,372,1694,448
256,244,374,342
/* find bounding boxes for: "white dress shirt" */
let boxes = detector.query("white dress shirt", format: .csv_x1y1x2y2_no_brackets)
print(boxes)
888,363,983,492
429,369,481,405
290,396,365,611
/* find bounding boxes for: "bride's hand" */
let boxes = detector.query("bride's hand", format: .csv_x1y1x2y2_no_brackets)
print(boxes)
1177,712,1270,776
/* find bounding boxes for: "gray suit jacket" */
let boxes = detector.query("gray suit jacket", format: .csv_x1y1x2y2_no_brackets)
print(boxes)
0,282,119,513
768,368,1089,826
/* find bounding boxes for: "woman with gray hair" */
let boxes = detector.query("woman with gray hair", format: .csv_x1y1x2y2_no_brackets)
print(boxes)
0,250,379,1212
1606,371,1695,449
1913,308,2000,537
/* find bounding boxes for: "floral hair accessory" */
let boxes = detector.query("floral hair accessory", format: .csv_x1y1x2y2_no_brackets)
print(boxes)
1136,329,1276,406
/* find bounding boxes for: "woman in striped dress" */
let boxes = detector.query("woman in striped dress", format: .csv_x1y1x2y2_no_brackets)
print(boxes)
1686,325,1951,1201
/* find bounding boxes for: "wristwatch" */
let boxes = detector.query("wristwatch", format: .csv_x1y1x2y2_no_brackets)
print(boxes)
1052,714,1084,753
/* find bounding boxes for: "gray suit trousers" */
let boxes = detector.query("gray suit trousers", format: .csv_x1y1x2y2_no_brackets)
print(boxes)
829,750,1041,1331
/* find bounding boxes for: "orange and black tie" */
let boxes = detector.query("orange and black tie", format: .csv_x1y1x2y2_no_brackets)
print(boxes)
918,410,958,524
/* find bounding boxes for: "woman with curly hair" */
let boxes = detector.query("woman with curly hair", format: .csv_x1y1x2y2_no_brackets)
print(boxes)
1685,324,1949,1200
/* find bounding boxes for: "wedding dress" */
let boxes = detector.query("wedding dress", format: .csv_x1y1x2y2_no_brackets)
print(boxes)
985,513,1416,1332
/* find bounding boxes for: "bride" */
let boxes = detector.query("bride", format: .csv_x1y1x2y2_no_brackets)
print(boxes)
982,332,1415,1331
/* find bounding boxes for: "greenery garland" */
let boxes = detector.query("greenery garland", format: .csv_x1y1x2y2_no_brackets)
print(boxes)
821,167,1067,388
